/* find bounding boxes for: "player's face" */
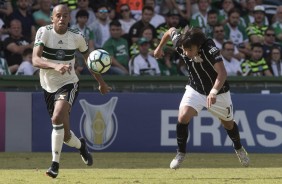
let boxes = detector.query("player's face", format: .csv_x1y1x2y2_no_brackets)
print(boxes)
182,45,198,58
51,5,70,34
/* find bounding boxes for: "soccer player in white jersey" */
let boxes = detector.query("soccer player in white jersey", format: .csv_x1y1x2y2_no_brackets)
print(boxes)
32,4,111,178
154,27,250,169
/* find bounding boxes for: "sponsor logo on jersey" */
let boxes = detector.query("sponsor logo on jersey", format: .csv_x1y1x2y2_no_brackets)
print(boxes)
57,94,66,100
208,46,218,55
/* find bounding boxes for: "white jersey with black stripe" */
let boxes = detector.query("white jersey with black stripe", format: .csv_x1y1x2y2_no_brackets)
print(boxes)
34,25,88,93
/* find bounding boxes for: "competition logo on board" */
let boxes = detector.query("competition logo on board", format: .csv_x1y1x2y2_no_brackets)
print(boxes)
79,97,118,150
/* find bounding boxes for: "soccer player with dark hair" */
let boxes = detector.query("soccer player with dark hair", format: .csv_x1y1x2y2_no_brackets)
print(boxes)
154,26,250,169
32,4,111,178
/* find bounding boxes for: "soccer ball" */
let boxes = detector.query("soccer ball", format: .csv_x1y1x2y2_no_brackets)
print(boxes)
87,49,112,74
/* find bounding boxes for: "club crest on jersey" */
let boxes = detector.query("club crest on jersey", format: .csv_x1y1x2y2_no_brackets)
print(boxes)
193,55,203,63
55,50,66,60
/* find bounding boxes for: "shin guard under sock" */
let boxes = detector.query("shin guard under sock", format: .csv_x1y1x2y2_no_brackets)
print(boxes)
176,123,188,153
51,124,64,163
64,130,81,149
226,122,242,150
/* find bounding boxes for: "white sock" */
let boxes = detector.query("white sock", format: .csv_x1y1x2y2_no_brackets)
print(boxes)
51,124,64,163
64,130,81,149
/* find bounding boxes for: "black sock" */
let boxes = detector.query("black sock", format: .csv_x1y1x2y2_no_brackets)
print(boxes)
226,122,242,150
176,123,188,153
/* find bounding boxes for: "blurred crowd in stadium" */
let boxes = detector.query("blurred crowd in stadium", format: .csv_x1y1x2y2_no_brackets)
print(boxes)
0,0,282,77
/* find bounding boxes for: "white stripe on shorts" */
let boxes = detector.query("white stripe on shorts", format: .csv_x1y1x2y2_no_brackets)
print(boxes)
69,83,78,106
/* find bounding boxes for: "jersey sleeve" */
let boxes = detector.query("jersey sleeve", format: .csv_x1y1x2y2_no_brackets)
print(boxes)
203,39,222,64
34,26,47,47
170,29,181,48
77,32,89,54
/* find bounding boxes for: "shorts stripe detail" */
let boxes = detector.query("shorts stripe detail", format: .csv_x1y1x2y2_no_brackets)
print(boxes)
69,83,78,105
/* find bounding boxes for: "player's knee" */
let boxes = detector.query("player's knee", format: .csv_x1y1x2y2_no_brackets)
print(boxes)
51,114,63,125
221,120,234,130
178,115,191,125
178,119,190,125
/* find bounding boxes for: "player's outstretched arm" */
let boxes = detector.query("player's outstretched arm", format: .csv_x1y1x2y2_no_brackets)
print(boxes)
154,27,176,59
82,52,112,95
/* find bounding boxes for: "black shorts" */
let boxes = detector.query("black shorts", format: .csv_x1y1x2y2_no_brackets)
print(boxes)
43,82,79,117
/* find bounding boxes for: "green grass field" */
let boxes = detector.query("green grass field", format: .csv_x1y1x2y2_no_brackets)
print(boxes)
0,152,281,184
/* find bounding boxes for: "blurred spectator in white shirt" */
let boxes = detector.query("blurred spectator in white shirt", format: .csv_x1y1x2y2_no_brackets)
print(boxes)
118,4,136,36
144,0,165,28
16,48,38,75
221,41,242,76
129,37,160,76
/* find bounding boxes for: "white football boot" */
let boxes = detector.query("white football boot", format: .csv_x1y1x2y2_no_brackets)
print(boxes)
170,151,185,169
235,146,250,167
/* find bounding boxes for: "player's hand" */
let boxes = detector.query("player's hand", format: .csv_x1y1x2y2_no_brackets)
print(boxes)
98,83,112,95
153,46,164,59
55,63,72,75
207,93,217,108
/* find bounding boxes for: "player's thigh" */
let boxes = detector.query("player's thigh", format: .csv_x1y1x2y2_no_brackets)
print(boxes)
53,100,70,119
179,85,206,123
178,106,198,123
53,100,72,131
208,91,233,122
52,83,79,123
